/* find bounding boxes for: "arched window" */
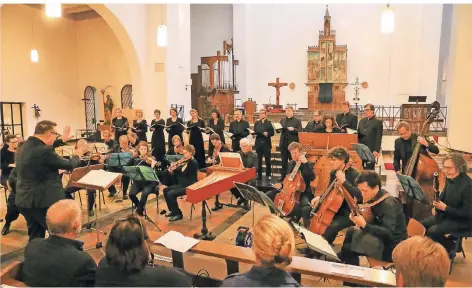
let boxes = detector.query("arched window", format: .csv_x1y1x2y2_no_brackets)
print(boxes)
121,84,133,109
83,86,97,131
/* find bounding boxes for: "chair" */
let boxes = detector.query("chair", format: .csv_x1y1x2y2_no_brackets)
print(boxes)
0,261,26,287
367,218,426,270
449,230,472,273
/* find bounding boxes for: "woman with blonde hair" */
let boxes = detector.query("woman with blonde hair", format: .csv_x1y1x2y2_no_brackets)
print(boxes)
132,109,148,142
222,214,299,287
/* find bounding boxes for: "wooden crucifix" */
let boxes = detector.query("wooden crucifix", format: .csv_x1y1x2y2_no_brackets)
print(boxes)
268,78,288,106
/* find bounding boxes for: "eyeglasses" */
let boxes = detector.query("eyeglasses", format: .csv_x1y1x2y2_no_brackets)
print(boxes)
442,165,455,171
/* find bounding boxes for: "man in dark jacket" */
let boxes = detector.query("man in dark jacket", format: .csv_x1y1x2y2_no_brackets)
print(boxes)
338,171,407,267
22,199,97,287
15,120,84,240
357,104,383,169
277,106,303,179
394,121,439,173
304,110,324,132
229,110,250,152
336,101,358,131
252,109,274,179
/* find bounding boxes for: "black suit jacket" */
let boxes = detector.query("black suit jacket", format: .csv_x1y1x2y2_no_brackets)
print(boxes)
229,120,250,140
253,119,274,150
336,112,358,130
239,150,258,169
22,235,96,287
15,136,80,208
437,173,472,224
175,158,198,187
393,133,440,173
95,257,192,287
357,116,383,153
278,117,302,148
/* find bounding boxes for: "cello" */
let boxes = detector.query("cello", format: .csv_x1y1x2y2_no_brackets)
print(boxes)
402,101,445,220
274,144,312,216
308,163,351,235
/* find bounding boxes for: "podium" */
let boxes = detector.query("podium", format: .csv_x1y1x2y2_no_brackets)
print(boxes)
298,132,362,196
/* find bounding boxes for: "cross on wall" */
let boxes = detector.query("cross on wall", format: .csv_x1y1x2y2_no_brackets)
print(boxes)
268,78,288,106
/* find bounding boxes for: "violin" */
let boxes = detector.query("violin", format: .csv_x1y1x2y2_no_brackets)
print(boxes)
168,156,191,172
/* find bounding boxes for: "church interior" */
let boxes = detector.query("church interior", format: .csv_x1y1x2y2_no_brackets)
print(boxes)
1,3,471,287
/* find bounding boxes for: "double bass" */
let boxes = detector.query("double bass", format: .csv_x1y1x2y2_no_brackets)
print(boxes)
274,144,312,216
403,101,445,220
308,163,351,235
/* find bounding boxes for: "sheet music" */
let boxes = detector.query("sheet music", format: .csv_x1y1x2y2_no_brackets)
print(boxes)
346,128,357,134
330,263,366,278
247,128,255,134
154,231,200,253
77,170,121,189
224,131,234,138
272,122,283,130
291,222,340,261
55,145,74,156
219,152,243,168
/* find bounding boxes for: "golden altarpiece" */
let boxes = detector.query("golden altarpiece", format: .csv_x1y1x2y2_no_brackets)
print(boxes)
306,6,347,111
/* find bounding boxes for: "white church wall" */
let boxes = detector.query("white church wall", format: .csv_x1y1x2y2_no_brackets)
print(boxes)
190,4,233,74
234,4,443,108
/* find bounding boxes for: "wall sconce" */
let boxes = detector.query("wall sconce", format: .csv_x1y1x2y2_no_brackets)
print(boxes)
31,49,39,63
381,4,395,34
157,25,167,47
45,2,62,18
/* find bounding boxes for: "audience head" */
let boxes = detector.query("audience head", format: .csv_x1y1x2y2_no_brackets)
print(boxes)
442,152,467,179
396,121,412,140
128,132,137,143
288,142,303,161
210,109,221,120
154,109,161,119
285,106,294,118
172,135,182,148
170,108,178,118
323,115,335,129
259,109,267,120
119,135,129,148
210,133,221,146
313,110,322,122
137,141,149,156
103,130,112,141
106,215,150,273
115,108,123,117
46,199,82,238
327,146,350,170
252,214,295,269
33,120,59,146
393,236,450,287
240,138,251,153
5,134,18,150
234,110,242,121
183,144,195,159
364,104,375,118
136,109,143,119
355,170,382,202
341,101,350,113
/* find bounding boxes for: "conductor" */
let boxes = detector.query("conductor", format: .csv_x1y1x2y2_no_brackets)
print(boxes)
15,120,86,240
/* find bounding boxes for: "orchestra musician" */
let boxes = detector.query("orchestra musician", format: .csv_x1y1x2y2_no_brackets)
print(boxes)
158,135,185,187
186,109,206,168
337,171,407,269
1,135,20,236
336,101,358,131
111,108,129,142
277,106,302,180
132,109,148,142
15,120,86,240
102,130,116,149
304,110,324,132
253,109,274,180
128,131,139,148
229,138,258,210
128,141,160,216
357,104,383,169
229,110,249,152
206,134,231,211
317,115,342,133
301,147,361,244
165,108,184,152
107,135,136,199
150,109,166,163
420,153,472,249
64,139,105,217
394,121,439,174
163,145,199,222
267,142,315,221
207,109,226,158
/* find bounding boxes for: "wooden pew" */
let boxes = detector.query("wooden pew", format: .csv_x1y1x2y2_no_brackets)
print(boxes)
0,261,27,287
147,231,396,287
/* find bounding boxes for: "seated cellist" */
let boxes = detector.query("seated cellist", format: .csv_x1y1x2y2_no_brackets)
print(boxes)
266,142,315,221
301,147,361,250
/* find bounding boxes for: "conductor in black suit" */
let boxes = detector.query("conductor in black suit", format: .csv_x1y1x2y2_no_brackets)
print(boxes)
229,110,249,152
252,109,274,180
15,120,85,240
336,101,358,131
357,104,383,169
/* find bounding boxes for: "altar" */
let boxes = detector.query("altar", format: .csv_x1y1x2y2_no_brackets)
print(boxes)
298,132,362,195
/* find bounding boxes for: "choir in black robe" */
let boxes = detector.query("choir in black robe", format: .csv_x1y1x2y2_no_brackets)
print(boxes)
132,119,148,142
187,119,206,168
165,117,184,151
207,117,226,157
357,115,383,169
277,116,302,179
150,119,166,162
229,119,249,152
112,117,129,141
253,118,274,178
304,120,324,132
336,112,358,130
393,133,439,173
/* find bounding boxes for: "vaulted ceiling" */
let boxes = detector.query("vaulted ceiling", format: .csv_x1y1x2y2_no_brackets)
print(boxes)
23,4,99,20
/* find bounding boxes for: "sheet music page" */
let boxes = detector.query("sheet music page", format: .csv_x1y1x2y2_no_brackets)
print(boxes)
154,231,200,253
77,170,121,189
225,132,234,138
219,152,243,168
346,128,357,134
292,222,340,261
272,122,283,130
55,145,74,156
330,263,366,278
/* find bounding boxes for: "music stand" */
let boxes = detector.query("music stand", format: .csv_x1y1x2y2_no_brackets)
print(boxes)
106,152,132,202
123,166,161,231
396,174,429,204
291,221,341,262
408,96,427,104
351,143,375,170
